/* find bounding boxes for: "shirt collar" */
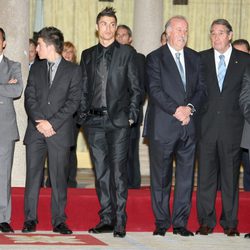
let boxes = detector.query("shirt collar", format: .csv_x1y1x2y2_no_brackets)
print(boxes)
167,43,184,58
0,53,3,63
47,55,62,68
214,44,232,66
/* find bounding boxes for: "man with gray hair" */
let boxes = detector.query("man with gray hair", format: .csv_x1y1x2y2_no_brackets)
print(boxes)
144,16,206,237
196,19,250,236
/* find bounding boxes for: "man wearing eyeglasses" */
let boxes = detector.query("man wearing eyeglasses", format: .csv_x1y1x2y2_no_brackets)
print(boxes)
196,19,250,237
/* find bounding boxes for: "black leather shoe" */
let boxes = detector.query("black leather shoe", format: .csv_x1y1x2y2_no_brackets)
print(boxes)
0,222,14,233
173,227,194,236
153,227,166,236
196,225,213,235
223,227,240,236
22,220,36,233
244,233,250,238
88,223,114,234
53,223,72,234
113,230,126,238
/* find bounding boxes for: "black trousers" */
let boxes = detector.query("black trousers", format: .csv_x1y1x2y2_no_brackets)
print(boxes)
127,123,141,188
24,138,70,226
84,114,130,230
149,136,195,230
197,139,241,229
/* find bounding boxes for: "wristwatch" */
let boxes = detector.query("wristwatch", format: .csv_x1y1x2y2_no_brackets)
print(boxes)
187,103,196,116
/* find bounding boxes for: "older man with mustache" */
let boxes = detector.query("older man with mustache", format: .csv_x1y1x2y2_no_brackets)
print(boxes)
144,15,206,237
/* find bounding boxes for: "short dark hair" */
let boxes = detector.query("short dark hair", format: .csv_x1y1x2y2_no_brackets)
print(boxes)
29,38,37,47
37,26,64,54
96,7,117,24
232,39,250,52
210,19,233,33
0,27,6,41
117,24,132,37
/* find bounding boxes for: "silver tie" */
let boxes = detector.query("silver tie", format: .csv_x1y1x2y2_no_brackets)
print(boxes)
175,52,186,90
217,54,226,92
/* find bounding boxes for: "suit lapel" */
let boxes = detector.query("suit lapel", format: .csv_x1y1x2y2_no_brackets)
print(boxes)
184,48,191,94
50,58,65,90
162,46,186,92
222,49,237,90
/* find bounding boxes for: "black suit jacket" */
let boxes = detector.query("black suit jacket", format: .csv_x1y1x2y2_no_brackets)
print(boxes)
136,52,146,125
77,41,141,127
24,58,82,147
144,44,206,142
198,48,250,144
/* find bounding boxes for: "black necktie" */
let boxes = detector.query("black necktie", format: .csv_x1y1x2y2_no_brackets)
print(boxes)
48,62,54,87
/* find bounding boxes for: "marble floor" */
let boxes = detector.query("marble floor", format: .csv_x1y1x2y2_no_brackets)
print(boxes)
0,231,249,250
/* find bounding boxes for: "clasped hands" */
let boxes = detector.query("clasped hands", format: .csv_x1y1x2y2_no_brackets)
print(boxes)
36,120,56,137
173,106,192,125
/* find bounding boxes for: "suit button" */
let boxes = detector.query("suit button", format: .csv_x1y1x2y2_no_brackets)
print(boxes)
48,101,50,105
217,111,220,114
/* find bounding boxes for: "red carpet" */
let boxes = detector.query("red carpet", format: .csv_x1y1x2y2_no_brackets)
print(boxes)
11,188,250,232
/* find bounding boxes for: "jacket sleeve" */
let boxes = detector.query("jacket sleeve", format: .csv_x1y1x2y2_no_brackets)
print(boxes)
146,52,179,115
187,55,207,113
127,49,141,123
240,66,250,124
77,52,89,124
0,62,23,98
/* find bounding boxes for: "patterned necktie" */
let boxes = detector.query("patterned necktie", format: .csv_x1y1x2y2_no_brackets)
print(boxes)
48,62,54,87
217,55,226,92
175,52,186,90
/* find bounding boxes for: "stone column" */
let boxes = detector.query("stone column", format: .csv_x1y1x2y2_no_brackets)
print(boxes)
133,0,164,55
133,0,163,175
0,0,29,186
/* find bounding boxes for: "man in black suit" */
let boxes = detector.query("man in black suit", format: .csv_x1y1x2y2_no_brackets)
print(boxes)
77,7,141,238
196,19,250,236
22,27,82,234
144,15,206,237
116,24,146,189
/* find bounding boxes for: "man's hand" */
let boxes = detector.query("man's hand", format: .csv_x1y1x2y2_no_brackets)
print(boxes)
181,116,190,126
36,120,56,137
173,106,192,122
8,78,17,84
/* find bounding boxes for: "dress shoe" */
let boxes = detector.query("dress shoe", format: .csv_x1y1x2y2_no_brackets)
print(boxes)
0,222,14,233
22,220,36,233
196,225,213,235
153,227,166,236
173,227,194,236
88,223,114,234
224,227,240,236
53,223,72,234
113,230,126,238
244,233,250,238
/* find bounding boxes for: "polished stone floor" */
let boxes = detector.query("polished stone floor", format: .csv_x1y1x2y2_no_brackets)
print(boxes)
0,231,249,250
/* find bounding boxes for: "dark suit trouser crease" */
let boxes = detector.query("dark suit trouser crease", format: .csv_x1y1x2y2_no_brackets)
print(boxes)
127,123,141,188
84,114,130,229
149,136,195,230
197,140,241,229
24,138,70,226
